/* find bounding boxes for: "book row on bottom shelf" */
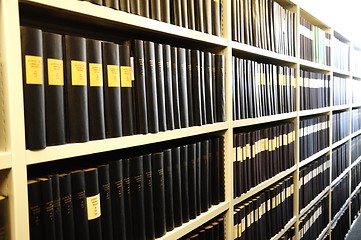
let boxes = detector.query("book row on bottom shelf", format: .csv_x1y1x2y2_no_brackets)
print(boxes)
20,25,225,150
27,136,224,240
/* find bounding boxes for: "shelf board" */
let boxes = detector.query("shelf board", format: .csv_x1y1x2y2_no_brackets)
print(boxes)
233,166,296,205
351,103,361,108
21,0,227,47
331,200,349,226
350,155,361,169
333,68,352,77
157,202,229,240
299,147,330,168
233,112,297,128
350,182,361,199
331,168,349,188
331,136,349,150
299,59,332,72
332,104,350,112
316,223,331,240
270,216,296,240
26,122,228,165
0,152,11,170
351,129,361,139
352,73,361,79
299,107,331,117
299,187,329,217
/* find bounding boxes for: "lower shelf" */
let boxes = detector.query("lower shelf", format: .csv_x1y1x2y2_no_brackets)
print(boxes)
270,216,297,240
316,223,331,240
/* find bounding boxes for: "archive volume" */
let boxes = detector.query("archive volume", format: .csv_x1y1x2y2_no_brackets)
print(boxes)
20,26,225,150
331,175,349,220
351,135,361,164
179,216,225,240
0,196,7,240
79,0,222,36
233,121,295,198
27,136,225,240
332,76,349,107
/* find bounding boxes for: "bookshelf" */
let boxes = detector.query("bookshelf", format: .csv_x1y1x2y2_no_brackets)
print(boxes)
0,0,360,239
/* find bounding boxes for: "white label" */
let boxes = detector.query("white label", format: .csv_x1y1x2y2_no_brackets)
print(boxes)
87,194,101,220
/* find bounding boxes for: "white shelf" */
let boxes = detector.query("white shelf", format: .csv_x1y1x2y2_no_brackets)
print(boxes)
26,122,228,165
331,136,349,150
270,216,297,240
331,200,349,225
233,112,297,128
157,202,229,240
350,155,361,169
351,129,361,139
299,107,332,117
299,147,330,168
331,168,349,188
0,152,11,170
299,59,332,72
350,182,361,199
299,187,329,217
233,166,296,205
333,68,352,77
332,104,351,112
351,103,361,108
316,223,331,240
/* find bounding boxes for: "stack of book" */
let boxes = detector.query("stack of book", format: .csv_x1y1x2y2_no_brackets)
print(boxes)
333,37,350,72
331,142,349,181
232,57,296,120
351,161,361,193
352,108,361,133
351,135,361,164
27,136,225,240
331,175,349,219
332,111,349,144
332,76,349,106
352,79,361,104
233,122,295,198
20,26,226,150
331,207,349,240
179,216,225,240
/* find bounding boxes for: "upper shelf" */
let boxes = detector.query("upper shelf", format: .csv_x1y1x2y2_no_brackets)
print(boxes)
233,112,297,129
299,59,332,73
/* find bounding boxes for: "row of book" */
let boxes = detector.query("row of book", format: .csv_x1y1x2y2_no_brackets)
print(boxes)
352,79,361,104
232,57,296,120
299,17,331,65
231,0,296,57
299,115,329,161
179,216,224,240
279,227,296,240
233,176,294,240
351,189,361,221
21,26,226,150
332,111,349,144
299,154,329,210
299,70,330,111
332,76,349,106
351,135,361,164
333,37,350,71
81,0,222,36
299,195,329,240
233,122,295,198
331,175,349,220
0,196,7,240
351,161,361,193
352,108,361,133
331,142,349,181
27,137,224,240
331,207,349,240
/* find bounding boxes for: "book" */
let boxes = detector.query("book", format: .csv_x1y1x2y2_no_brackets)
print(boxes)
163,149,175,231
28,180,43,240
171,147,183,227
64,35,89,143
118,0,129,11
163,44,175,130
48,174,63,240
0,196,7,240
186,49,194,126
188,143,197,219
154,43,167,131
102,41,122,138
191,50,202,126
201,140,209,212
150,0,161,20
171,47,181,129
58,173,75,240
180,145,190,223
160,0,170,23
177,48,189,128
204,52,214,124
211,137,221,205
194,0,204,32
139,0,150,17
42,31,66,146
122,158,134,240
212,0,221,36
38,177,56,240
86,39,106,140
143,154,155,239
20,26,46,150
187,0,195,30
195,142,202,216
203,0,212,34
130,0,140,14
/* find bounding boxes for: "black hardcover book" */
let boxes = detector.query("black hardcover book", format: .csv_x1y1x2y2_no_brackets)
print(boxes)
171,147,183,226
28,180,43,240
133,40,148,134
140,0,150,17
171,47,181,129
122,159,134,240
194,0,204,32
191,50,203,126
188,143,197,219
180,145,190,223
163,44,175,130
163,149,175,231
130,156,146,239
102,42,122,138
155,43,167,131
215,54,226,122
104,0,119,9
152,152,167,237
150,0,161,20
64,35,89,143
84,168,102,240
186,49,194,126
204,52,214,124
119,44,135,136
177,48,189,128
199,52,207,125
201,140,209,212
97,164,113,240
58,173,75,240
203,0,212,34
43,32,66,146
130,0,140,14
20,26,46,150
187,0,195,30
211,137,221,204
160,0,171,23
109,160,126,240
0,196,7,240
172,0,182,26
48,174,63,240
38,178,56,240
86,39,106,140
195,142,202,216
212,0,221,36
181,0,189,28
118,0,129,11
143,154,155,240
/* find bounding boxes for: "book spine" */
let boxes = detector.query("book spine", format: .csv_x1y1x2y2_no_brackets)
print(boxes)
150,0,161,20
211,137,221,204
20,26,46,150
180,145,190,223
119,0,129,11
143,154,155,239
188,143,197,219
186,49,194,126
160,0,170,23
215,54,226,122
195,142,202,216
163,44,175,130
0,196,7,240
122,159,134,240
86,39,106,140
201,140,210,212
130,0,140,14
191,50,202,126
172,147,183,226
154,43,167,131
49,175,63,240
59,173,75,240
171,47,181,129
212,0,221,36
39,178,56,240
42,31,66,146
177,48,190,128
204,52,215,124
140,0,150,17
163,149,175,231
104,0,119,9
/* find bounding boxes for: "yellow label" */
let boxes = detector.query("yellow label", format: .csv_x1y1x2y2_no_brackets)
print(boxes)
25,55,43,84
71,60,86,86
260,73,266,85
87,194,101,220
47,58,64,86
120,66,132,87
107,65,120,87
89,63,103,87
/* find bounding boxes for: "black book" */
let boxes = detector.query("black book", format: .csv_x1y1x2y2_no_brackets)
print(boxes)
28,180,43,240
172,0,182,26
129,156,146,239
219,138,225,202
133,40,148,134
177,48,189,128
171,47,181,129
203,0,212,34
195,142,202,216
109,160,126,239
143,154,155,240
43,32,66,146
163,44,175,130
70,170,89,240
104,0,119,9
38,178,56,240
152,152,167,237
191,50,203,126
215,54,226,122
49,175,63,240
119,44,135,136
58,173,75,240
188,143,197,219
180,0,189,28
194,0,204,32
118,0,129,11
163,149,175,231
140,0,150,17
84,168,102,240
204,52,214,124
187,0,195,30
130,0,140,14
180,145,190,223
160,0,171,23
186,49,194,126
64,35,89,143
150,0,161,20
201,140,209,212
86,39,106,140
20,26,46,150
102,42,122,138
199,52,207,125
212,54,218,121
122,159,134,240
211,0,221,36
97,164,113,240
211,137,221,204
0,196,7,240
171,147,183,226
155,43,167,131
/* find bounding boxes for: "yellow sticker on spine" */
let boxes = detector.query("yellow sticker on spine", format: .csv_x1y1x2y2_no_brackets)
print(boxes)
86,194,101,220
47,58,64,86
89,63,103,87
25,55,43,85
107,65,120,87
120,66,132,87
71,60,86,86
